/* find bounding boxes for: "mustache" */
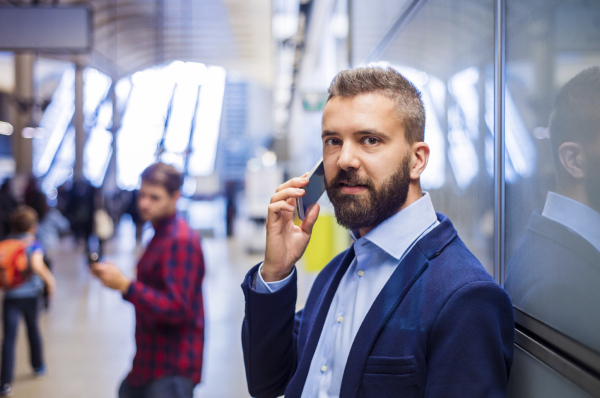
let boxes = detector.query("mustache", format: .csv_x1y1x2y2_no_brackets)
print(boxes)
328,169,374,190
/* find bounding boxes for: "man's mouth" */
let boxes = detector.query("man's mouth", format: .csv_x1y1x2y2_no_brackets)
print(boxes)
338,181,368,193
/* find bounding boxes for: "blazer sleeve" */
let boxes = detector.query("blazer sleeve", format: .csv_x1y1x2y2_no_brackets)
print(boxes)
241,263,302,398
424,280,514,398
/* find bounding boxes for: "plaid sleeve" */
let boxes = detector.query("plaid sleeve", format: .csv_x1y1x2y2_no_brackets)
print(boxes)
123,236,204,324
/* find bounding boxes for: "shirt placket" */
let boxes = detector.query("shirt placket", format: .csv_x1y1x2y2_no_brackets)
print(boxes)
315,249,371,394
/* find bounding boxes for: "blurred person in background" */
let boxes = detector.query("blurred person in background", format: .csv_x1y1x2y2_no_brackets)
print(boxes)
26,189,70,309
0,206,56,397
91,162,205,398
241,66,513,398
0,180,17,241
126,189,145,244
64,179,95,255
506,66,600,352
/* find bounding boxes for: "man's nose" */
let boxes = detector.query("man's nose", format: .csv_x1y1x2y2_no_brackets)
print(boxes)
138,198,149,209
337,142,361,171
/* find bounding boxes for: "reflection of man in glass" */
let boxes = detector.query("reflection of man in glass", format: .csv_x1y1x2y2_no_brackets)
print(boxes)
505,67,600,352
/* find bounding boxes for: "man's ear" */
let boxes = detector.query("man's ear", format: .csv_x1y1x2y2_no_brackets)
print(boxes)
410,142,430,180
558,142,585,179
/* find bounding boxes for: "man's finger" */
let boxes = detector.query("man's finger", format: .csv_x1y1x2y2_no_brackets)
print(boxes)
275,176,309,193
268,201,296,216
300,203,320,235
270,187,305,204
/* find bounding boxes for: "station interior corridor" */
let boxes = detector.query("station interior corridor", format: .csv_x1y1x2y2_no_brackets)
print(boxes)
5,215,258,398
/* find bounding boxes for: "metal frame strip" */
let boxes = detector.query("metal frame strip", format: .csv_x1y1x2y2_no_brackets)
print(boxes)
515,330,600,397
514,308,600,377
364,0,428,64
494,0,506,286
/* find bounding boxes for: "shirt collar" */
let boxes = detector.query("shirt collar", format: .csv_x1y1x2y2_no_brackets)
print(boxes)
542,192,600,252
153,213,178,236
352,192,438,260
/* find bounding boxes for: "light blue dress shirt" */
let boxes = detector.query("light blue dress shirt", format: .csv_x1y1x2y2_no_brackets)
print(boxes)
542,191,600,252
255,193,439,398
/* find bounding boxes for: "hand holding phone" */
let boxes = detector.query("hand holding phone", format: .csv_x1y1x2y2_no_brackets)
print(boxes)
261,166,322,282
296,158,326,220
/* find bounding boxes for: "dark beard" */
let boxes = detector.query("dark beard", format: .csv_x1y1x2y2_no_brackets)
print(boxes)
326,155,411,231
584,152,600,214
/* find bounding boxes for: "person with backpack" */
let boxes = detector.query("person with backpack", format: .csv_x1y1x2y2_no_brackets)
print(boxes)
0,206,56,396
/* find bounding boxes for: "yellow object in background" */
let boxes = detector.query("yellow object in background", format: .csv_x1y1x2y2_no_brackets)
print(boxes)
298,211,351,273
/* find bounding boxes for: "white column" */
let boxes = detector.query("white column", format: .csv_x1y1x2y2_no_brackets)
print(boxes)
11,52,34,175
74,63,85,179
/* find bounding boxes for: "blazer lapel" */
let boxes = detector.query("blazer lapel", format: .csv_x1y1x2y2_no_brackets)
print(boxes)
338,243,430,398
339,213,457,398
285,244,356,397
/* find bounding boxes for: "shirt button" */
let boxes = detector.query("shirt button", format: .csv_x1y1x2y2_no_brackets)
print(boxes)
337,316,344,323
357,270,364,277
321,365,328,372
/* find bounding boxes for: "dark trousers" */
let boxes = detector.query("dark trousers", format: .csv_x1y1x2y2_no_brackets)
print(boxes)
0,297,43,385
118,376,195,398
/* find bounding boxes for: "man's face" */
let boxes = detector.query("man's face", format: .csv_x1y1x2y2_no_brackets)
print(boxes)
322,93,414,230
137,182,179,223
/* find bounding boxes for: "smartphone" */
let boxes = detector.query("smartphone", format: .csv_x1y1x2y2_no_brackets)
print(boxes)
296,158,326,220
87,236,101,266
88,252,99,267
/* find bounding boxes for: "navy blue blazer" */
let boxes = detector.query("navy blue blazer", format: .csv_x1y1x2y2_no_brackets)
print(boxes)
242,213,514,398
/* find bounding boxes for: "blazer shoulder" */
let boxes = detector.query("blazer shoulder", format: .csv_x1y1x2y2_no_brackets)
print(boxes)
427,235,495,288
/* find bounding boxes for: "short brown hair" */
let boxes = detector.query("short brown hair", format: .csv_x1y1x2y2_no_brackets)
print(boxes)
549,66,600,177
10,206,38,234
327,66,426,144
141,162,182,195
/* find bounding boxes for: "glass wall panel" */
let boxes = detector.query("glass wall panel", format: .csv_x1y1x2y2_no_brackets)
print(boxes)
367,0,496,273
350,0,414,64
504,0,600,354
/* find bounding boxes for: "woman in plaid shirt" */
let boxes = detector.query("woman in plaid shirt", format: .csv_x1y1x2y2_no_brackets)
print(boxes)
92,163,205,398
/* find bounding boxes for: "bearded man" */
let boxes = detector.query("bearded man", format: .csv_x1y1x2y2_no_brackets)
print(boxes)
241,66,514,398
505,67,600,353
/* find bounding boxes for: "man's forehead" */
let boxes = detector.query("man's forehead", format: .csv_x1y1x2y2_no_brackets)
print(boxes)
322,93,402,130
140,182,169,195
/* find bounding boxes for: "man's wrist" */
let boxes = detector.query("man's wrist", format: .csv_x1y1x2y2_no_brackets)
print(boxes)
260,263,293,282
119,277,131,295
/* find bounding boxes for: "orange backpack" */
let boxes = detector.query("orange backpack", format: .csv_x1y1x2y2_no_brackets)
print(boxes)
0,239,32,288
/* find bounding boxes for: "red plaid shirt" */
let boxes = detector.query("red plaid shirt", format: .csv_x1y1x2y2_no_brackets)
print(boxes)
123,214,205,386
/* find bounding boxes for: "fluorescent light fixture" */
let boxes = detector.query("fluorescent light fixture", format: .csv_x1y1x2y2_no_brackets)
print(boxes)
41,127,75,195
420,80,446,190
446,67,481,190
447,105,479,190
181,175,197,197
84,101,113,187
160,152,185,172
188,66,227,177
449,67,479,140
115,77,132,113
117,64,176,190
83,67,112,129
484,80,534,182
35,66,75,177
0,121,13,136
164,63,206,154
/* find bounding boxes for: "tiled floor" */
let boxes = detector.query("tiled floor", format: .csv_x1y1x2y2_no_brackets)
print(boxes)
7,218,261,398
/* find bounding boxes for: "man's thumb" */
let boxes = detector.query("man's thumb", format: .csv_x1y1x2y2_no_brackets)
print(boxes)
300,204,320,235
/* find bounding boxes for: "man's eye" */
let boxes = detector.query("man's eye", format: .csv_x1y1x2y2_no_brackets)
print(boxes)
362,137,379,145
325,138,341,146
